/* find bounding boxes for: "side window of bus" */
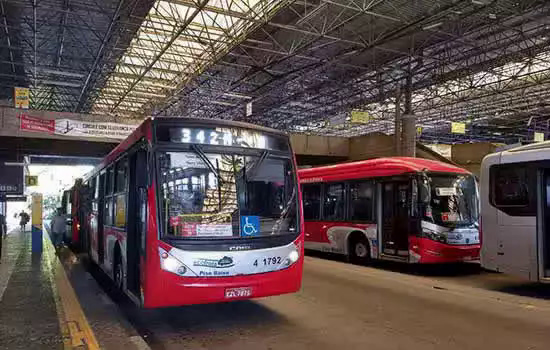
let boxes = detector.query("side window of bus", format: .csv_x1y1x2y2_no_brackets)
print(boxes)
491,165,535,216
114,158,128,228
302,184,321,220
105,167,114,226
350,181,373,222
324,183,345,221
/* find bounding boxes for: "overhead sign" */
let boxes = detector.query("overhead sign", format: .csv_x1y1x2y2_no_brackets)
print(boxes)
451,122,466,134
534,132,544,142
416,126,423,137
350,110,370,124
55,119,138,139
18,115,138,140
20,114,56,133
25,175,38,187
0,157,23,195
14,87,30,109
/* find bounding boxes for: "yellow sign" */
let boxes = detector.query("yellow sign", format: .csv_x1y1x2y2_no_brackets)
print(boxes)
416,126,423,137
451,122,466,134
25,175,38,187
534,132,544,142
31,193,43,230
14,87,30,109
350,110,370,124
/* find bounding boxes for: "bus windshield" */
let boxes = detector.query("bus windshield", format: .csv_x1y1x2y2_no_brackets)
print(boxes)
423,174,478,228
157,149,297,239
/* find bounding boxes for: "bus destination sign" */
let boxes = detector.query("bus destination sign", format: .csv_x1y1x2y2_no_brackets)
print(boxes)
167,127,287,151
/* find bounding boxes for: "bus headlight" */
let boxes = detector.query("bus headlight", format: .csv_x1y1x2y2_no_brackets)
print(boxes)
289,250,299,263
159,247,190,276
283,247,300,267
423,229,447,244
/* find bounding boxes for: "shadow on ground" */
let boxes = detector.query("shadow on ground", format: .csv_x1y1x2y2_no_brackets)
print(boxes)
74,253,287,349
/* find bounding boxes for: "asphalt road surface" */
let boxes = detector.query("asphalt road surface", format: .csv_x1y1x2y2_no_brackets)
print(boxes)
100,254,550,350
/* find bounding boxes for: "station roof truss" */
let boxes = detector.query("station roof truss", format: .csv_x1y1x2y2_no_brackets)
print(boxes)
2,0,550,144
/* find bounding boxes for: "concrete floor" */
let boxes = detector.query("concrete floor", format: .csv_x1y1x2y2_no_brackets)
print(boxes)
98,255,550,350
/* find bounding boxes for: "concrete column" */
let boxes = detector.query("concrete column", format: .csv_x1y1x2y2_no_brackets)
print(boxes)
394,87,401,156
401,114,416,157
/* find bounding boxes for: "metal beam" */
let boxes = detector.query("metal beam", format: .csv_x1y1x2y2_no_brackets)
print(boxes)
74,0,125,112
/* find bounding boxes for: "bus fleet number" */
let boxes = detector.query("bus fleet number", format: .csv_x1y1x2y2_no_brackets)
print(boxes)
253,257,282,267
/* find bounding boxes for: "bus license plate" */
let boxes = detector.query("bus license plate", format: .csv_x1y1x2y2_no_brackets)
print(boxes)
225,287,253,299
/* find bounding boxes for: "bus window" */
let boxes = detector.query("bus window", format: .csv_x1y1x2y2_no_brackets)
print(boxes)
302,184,321,220
106,167,114,195
493,166,529,206
350,181,373,222
115,158,128,193
105,199,113,226
324,183,345,221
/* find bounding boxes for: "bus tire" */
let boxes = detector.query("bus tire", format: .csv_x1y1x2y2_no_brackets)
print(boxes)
349,233,370,265
113,248,123,291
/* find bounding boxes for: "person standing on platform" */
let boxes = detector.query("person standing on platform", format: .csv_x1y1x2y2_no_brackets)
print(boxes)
0,213,6,261
51,208,66,249
18,210,30,232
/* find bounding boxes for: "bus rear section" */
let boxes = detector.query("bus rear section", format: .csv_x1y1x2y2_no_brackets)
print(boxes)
480,143,550,282
299,157,480,264
76,118,304,308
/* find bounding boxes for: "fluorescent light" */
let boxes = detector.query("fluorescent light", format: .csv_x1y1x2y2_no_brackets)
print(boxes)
39,68,85,78
211,100,237,107
40,80,82,88
222,92,252,100
3,162,25,166
422,22,443,31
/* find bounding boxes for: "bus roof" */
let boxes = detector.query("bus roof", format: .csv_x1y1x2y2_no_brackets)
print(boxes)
298,157,470,183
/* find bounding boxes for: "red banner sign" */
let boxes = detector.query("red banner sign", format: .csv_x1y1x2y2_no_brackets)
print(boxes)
20,114,55,133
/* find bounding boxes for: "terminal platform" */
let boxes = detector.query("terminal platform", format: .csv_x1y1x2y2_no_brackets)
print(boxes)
0,228,147,350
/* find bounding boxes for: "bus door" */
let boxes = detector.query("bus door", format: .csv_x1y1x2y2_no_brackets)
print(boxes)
127,150,147,298
381,181,410,257
541,170,550,279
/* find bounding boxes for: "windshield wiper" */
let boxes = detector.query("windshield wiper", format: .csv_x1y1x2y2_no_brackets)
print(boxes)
246,150,270,180
190,145,223,185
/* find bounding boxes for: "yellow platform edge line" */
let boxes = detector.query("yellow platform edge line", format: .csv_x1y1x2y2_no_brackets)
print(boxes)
44,235,101,350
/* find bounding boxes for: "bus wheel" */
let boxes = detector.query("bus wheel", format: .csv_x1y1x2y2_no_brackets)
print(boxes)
114,255,123,291
349,235,370,265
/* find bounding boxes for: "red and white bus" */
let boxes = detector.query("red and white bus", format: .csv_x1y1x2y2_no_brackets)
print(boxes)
67,117,303,308
298,157,480,264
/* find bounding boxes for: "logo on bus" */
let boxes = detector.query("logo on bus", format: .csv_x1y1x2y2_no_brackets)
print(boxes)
229,245,252,251
193,256,235,268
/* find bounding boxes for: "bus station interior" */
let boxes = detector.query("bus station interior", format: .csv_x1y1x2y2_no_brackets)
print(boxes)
2,0,550,349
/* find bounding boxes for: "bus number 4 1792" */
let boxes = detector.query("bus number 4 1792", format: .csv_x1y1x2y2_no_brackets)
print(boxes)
254,257,282,266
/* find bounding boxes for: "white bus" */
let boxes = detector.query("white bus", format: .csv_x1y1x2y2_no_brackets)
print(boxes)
480,141,550,282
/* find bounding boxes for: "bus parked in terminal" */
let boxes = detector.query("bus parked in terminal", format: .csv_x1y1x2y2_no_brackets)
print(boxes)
480,142,550,282
66,117,304,308
299,157,480,264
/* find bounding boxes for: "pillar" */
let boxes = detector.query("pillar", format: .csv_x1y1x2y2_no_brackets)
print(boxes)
401,65,415,157
401,114,416,157
394,86,401,156
31,193,43,253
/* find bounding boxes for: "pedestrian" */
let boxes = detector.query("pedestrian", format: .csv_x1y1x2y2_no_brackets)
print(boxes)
51,208,66,249
18,210,30,232
0,213,6,239
0,213,6,262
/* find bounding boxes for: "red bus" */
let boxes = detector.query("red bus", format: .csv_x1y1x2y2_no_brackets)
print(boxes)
67,117,303,308
298,157,480,264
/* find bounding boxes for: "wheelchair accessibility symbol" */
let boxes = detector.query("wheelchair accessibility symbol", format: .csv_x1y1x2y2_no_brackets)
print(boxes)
240,216,260,237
